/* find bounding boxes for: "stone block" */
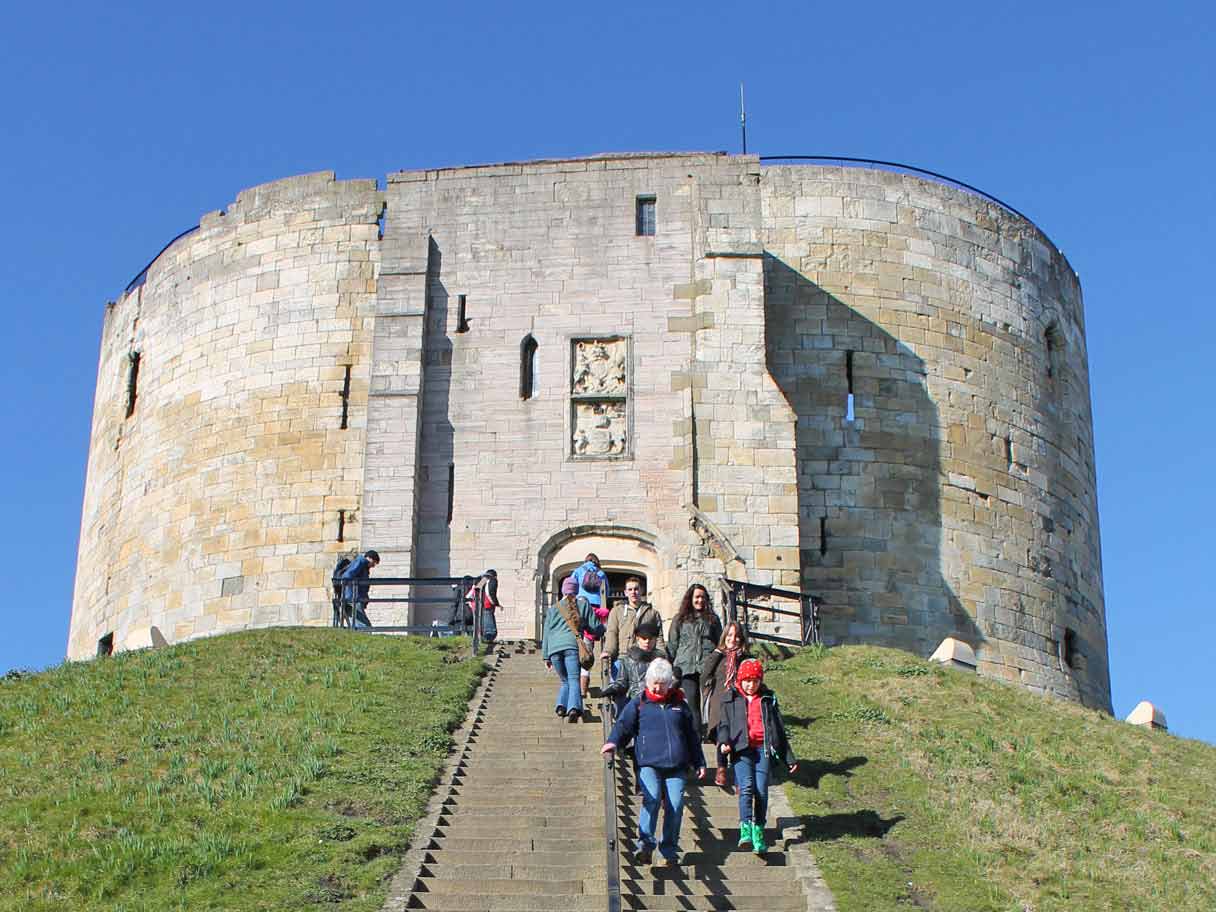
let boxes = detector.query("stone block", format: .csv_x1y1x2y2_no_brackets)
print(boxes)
1125,701,1167,731
929,637,977,671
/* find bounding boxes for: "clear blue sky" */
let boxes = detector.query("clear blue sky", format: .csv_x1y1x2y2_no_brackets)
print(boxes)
3,1,1212,743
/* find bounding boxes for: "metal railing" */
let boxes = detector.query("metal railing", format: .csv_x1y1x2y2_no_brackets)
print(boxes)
331,573,488,655
599,662,622,912
723,577,822,648
758,155,1039,230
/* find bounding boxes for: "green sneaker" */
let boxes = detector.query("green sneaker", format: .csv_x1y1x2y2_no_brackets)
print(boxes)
751,825,767,854
737,821,753,848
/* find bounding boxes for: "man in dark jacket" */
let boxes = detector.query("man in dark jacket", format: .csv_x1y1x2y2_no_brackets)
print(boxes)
602,658,706,865
338,550,380,628
602,616,662,713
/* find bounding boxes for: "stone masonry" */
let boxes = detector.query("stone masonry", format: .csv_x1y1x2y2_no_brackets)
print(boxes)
70,153,1109,711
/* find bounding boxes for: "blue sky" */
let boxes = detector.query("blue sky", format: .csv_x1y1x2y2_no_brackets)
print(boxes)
2,1,1212,743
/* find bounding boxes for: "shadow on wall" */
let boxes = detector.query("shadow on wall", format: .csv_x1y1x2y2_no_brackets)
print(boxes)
763,255,982,656
414,238,456,623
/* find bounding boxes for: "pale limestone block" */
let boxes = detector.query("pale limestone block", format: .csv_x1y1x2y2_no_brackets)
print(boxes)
929,637,977,671
1125,701,1167,731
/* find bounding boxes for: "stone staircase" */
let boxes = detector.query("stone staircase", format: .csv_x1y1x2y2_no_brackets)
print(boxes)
381,642,834,912
614,744,834,911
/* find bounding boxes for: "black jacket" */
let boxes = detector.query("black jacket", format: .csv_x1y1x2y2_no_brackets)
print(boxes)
716,685,797,771
603,644,659,702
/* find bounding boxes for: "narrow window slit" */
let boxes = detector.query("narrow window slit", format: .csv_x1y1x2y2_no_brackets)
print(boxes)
455,295,470,333
446,464,455,524
1044,324,1061,380
845,350,855,422
819,517,828,555
376,204,386,241
520,335,538,400
337,509,346,543
1062,628,1078,669
125,351,141,418
340,365,352,430
1005,433,1014,467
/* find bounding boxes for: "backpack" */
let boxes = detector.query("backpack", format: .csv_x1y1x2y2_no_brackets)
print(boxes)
332,557,352,597
579,566,602,593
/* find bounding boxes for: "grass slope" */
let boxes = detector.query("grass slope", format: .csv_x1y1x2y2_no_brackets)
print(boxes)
0,629,484,912
767,645,1216,912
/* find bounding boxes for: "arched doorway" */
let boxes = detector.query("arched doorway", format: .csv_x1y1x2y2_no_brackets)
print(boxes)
534,525,666,638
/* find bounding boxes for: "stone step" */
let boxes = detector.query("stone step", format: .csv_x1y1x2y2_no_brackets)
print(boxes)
419,862,606,880
426,836,604,854
404,895,604,911
436,822,605,838
621,899,805,912
414,878,590,896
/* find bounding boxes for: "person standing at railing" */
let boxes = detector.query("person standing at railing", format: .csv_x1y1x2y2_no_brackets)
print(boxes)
666,583,722,741
701,621,750,789
464,569,500,651
601,658,706,866
716,658,798,855
542,575,603,722
337,549,380,628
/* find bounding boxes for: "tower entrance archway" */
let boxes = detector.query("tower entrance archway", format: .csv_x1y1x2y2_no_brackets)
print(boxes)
534,525,666,638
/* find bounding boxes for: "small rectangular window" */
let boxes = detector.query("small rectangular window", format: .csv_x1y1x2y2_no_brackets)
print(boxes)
636,196,656,236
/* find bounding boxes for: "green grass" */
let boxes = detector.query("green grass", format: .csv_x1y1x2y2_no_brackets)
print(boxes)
765,645,1216,912
0,628,484,912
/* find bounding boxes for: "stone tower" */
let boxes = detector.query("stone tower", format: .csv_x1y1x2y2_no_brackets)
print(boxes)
70,152,1109,710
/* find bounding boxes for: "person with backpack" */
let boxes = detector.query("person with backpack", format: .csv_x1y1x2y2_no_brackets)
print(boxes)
716,658,798,855
336,550,380,628
463,569,500,650
666,583,722,740
541,575,603,722
601,658,706,865
572,554,609,701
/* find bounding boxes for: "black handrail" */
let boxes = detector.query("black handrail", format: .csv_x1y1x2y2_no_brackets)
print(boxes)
123,224,201,294
758,155,1051,245
724,577,822,648
599,662,622,912
331,573,481,656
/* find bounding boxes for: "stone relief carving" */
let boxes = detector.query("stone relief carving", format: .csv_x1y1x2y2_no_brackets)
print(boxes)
572,401,627,457
572,338,627,396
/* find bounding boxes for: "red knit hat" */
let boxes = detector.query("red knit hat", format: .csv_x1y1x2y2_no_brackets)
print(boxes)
737,658,764,682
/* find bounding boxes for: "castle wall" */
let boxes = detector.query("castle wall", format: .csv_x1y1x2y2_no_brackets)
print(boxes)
68,153,1109,711
68,172,382,659
376,154,797,633
760,166,1109,709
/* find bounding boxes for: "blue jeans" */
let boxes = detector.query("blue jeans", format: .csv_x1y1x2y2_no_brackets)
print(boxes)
733,746,770,826
552,649,582,713
480,608,497,643
637,766,688,860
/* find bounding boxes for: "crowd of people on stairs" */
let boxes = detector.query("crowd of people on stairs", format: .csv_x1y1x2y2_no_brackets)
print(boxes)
538,553,800,868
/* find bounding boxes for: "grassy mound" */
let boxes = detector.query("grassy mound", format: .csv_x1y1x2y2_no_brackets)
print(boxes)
767,645,1216,912
0,629,484,912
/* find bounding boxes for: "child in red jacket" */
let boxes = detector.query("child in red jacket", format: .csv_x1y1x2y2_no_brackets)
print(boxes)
715,658,798,854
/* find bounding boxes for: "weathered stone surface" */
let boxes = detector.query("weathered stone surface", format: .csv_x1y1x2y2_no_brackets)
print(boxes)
70,153,1109,712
